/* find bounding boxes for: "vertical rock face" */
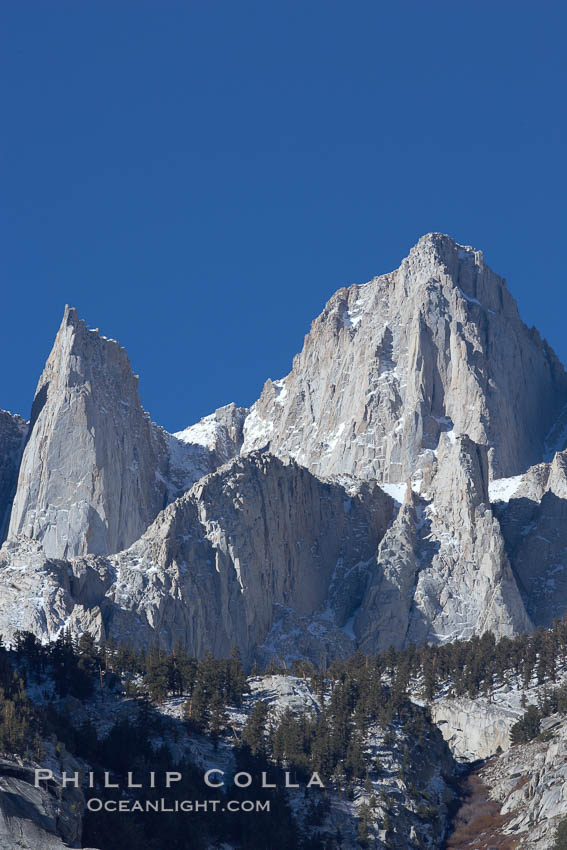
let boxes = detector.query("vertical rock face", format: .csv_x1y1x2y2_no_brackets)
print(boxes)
103,452,394,663
430,698,521,761
5,308,249,559
0,452,392,662
0,454,395,661
0,410,28,544
0,753,89,850
355,434,532,652
354,490,421,652
405,435,532,644
242,233,567,482
8,307,171,558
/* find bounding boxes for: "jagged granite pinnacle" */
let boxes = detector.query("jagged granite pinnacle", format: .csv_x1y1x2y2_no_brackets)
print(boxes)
8,306,171,557
242,233,567,481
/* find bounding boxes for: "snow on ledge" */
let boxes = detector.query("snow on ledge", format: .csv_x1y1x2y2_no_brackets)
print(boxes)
173,414,223,450
488,475,524,503
380,482,408,504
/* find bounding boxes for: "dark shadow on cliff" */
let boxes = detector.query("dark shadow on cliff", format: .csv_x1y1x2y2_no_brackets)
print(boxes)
494,491,567,628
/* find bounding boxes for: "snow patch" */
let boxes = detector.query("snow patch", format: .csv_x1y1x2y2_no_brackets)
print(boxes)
272,378,288,406
341,299,365,329
380,482,407,504
174,414,224,450
324,422,346,454
488,475,524,503
458,288,482,307
242,406,274,452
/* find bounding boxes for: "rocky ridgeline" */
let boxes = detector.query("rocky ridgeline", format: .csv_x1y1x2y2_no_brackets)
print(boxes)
1,234,567,663
0,454,394,665
7,306,170,559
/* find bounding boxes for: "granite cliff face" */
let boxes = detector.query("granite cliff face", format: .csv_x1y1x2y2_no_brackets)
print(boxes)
475,714,567,849
2,234,567,663
104,452,394,663
0,453,394,663
0,750,96,850
0,437,531,660
242,233,567,482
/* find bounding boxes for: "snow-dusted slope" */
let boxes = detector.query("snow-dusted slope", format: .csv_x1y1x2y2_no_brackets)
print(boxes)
165,403,247,496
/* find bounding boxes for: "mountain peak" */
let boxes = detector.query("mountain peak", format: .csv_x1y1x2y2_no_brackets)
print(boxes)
58,304,124,355
62,303,80,322
404,232,485,284
7,307,169,558
414,230,473,249
242,235,567,481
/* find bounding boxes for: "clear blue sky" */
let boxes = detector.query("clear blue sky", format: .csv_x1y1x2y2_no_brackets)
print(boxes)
2,1,566,432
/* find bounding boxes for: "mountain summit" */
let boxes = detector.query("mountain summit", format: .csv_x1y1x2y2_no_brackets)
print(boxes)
242,233,567,482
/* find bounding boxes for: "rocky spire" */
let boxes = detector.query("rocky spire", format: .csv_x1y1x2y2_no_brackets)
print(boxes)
353,433,532,652
242,233,567,482
8,306,170,558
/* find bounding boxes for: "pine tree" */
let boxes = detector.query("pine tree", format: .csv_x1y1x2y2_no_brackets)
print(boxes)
345,734,366,781
357,801,372,847
510,704,540,744
209,690,228,746
145,649,169,703
242,700,269,755
226,646,248,707
186,682,209,732
78,632,100,674
172,645,197,696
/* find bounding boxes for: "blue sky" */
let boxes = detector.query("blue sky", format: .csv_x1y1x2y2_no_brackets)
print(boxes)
2,1,566,432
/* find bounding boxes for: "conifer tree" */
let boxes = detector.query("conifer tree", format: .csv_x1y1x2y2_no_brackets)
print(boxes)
242,699,269,755
145,648,169,703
